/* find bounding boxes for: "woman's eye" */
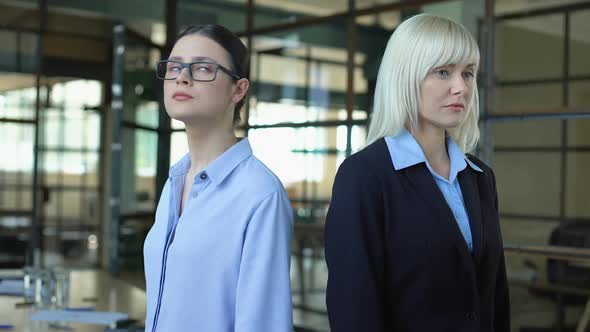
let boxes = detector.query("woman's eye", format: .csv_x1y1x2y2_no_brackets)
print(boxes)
196,65,212,72
463,71,475,79
437,69,450,76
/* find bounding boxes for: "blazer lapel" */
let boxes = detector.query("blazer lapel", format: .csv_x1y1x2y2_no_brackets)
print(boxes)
458,167,484,265
402,164,474,265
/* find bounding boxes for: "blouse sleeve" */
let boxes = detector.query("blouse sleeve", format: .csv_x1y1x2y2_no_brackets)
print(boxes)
235,190,294,332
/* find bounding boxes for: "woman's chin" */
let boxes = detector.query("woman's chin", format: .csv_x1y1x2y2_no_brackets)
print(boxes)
166,109,209,124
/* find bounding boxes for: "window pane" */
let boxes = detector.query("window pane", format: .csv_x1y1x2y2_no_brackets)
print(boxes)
124,100,159,129
0,123,34,183
568,82,590,146
51,80,102,110
121,129,157,213
64,191,83,220
177,0,245,32
135,130,157,177
496,84,562,113
42,110,62,147
84,153,100,187
351,125,367,152
494,152,561,217
85,112,101,150
43,191,59,218
0,83,37,120
81,191,100,225
0,29,37,74
249,25,369,126
566,152,590,218
568,118,590,147
170,131,188,167
43,152,98,187
496,15,564,81
501,218,560,246
63,110,87,149
569,81,590,108
253,1,348,28
0,188,31,211
570,9,590,76
0,30,17,69
44,80,102,151
493,120,561,148
249,127,344,201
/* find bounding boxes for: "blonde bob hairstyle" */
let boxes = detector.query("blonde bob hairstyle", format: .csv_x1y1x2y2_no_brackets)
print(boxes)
366,14,481,153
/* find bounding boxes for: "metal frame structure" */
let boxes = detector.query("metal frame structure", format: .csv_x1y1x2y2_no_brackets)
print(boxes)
490,2,590,226
487,3,590,330
0,2,112,269
109,23,125,276
29,0,47,268
109,22,166,275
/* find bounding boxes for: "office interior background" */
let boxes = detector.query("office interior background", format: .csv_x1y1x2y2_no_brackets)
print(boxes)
0,0,589,331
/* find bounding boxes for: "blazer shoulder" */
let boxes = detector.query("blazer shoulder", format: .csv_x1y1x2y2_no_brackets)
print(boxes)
465,154,498,197
340,138,392,175
466,153,494,175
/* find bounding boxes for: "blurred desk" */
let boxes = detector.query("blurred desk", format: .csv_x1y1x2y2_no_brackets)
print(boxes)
0,269,146,332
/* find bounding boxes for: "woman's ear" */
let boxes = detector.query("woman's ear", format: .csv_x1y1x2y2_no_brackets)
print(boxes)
232,78,249,104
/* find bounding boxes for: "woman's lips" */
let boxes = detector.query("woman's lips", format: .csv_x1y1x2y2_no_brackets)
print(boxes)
445,103,464,110
172,92,194,101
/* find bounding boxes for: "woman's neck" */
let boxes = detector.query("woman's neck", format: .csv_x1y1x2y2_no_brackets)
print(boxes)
184,122,237,174
408,123,449,168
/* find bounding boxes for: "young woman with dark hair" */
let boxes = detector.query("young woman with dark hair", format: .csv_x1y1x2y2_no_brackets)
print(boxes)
143,24,293,332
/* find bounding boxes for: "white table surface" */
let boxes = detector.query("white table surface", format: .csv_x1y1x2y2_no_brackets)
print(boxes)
0,269,146,332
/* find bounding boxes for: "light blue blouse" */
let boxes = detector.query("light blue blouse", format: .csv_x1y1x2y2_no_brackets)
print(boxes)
143,138,294,332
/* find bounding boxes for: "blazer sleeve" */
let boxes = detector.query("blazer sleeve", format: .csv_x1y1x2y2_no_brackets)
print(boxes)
490,168,511,331
324,157,387,332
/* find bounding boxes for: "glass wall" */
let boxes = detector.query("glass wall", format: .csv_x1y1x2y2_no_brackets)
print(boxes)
0,2,40,268
493,4,590,331
249,25,370,220
0,1,111,268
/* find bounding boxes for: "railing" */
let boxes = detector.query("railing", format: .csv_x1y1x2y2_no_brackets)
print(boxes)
505,244,590,332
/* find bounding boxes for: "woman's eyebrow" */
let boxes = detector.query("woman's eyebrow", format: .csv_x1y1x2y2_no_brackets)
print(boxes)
167,56,217,62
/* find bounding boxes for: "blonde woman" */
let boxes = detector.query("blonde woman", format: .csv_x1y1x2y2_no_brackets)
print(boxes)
324,14,510,331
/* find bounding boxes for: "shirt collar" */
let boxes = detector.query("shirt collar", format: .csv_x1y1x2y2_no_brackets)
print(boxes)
169,137,253,186
385,128,482,181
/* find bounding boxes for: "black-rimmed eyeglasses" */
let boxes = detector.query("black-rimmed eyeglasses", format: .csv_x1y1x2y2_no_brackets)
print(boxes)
156,60,241,82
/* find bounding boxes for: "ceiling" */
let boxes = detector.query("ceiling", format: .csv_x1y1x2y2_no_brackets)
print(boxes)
228,0,590,43
223,0,588,17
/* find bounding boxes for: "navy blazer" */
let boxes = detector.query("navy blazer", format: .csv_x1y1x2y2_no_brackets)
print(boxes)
325,138,510,332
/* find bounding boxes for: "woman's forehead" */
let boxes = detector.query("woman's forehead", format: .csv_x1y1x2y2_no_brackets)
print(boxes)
170,35,230,65
168,55,217,63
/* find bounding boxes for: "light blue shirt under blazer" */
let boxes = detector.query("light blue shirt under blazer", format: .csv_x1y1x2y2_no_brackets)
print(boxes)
384,128,483,252
143,138,294,332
